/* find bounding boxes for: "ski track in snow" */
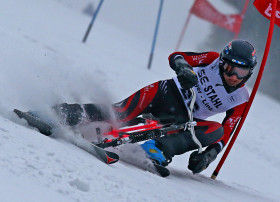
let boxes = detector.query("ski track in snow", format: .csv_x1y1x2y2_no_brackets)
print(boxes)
0,114,278,202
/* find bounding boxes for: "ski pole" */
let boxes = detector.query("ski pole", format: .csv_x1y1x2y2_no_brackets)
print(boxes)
82,0,104,43
147,0,164,69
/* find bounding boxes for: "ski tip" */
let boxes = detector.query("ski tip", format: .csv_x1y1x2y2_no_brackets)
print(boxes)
105,153,119,164
13,108,53,136
14,109,23,117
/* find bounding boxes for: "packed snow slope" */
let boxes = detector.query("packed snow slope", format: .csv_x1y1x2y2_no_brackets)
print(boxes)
0,0,279,201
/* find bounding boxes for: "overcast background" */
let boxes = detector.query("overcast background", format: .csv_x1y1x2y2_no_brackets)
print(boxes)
69,0,280,102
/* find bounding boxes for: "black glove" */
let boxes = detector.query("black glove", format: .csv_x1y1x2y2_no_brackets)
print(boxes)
188,147,218,174
171,56,198,90
176,65,198,90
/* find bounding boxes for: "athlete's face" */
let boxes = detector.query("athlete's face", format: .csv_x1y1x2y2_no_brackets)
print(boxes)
223,72,243,86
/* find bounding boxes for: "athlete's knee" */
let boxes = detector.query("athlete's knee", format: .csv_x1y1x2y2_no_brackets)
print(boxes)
152,122,223,162
207,121,224,138
155,132,192,159
195,121,224,146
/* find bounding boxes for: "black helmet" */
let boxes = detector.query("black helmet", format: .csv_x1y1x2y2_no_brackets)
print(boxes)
220,39,257,77
219,39,257,92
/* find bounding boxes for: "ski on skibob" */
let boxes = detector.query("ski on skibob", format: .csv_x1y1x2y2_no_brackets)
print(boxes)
13,109,119,165
13,109,170,176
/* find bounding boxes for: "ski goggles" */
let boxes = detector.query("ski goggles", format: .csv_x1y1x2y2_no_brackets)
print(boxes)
222,62,251,79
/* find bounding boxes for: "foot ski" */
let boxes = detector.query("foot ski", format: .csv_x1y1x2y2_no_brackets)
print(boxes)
13,109,119,164
14,109,52,136
74,136,119,164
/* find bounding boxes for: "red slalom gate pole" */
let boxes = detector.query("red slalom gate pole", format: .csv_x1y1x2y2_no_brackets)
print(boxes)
211,0,278,180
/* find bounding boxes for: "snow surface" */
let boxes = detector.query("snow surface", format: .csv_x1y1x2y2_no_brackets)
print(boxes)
0,0,279,201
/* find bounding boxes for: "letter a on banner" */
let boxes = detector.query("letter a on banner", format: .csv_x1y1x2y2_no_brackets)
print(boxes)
253,0,280,27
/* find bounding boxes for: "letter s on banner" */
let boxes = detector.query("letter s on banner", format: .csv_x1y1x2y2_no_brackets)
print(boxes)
253,0,280,27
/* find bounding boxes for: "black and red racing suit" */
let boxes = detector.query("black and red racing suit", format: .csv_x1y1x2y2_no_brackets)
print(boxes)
58,51,247,160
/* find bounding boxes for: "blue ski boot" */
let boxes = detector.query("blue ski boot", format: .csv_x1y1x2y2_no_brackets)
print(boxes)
141,140,168,166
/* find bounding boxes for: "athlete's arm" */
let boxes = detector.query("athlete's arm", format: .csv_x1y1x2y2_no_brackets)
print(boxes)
168,51,220,70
